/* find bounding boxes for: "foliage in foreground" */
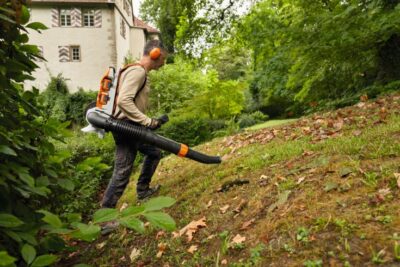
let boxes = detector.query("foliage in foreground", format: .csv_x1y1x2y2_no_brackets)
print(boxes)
0,2,176,266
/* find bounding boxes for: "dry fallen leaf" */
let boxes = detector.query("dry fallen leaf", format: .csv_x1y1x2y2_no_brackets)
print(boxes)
129,248,141,263
233,199,247,214
220,205,230,214
187,245,198,254
119,202,128,211
156,231,166,240
172,231,180,239
96,241,107,250
206,200,213,209
221,259,228,265
333,119,344,131
240,219,255,230
156,243,167,258
360,94,368,102
230,234,246,246
206,234,216,240
297,176,306,184
178,217,207,242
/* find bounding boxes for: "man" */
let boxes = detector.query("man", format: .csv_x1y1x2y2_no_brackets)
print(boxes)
101,40,167,208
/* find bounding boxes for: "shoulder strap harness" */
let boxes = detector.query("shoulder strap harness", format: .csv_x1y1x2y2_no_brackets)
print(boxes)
112,63,147,118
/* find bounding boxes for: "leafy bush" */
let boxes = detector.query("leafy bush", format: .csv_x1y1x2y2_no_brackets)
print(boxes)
67,89,97,125
40,74,70,121
238,111,269,128
158,115,214,146
40,75,96,125
0,4,176,265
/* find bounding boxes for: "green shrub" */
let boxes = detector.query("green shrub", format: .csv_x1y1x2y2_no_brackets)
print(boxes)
238,111,269,128
39,74,70,121
158,115,214,146
40,75,97,126
67,89,97,125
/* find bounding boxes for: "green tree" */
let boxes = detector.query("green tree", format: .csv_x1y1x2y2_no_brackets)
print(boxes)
204,38,251,81
148,57,208,114
141,0,250,55
184,70,246,119
240,0,400,114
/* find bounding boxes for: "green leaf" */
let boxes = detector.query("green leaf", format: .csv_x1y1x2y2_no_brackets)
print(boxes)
20,5,30,25
31,254,58,267
18,232,38,245
19,172,35,187
0,251,16,266
66,213,81,223
73,264,91,267
0,213,24,228
21,244,36,264
26,22,48,31
72,223,101,241
119,216,145,234
57,179,75,191
93,209,118,224
143,196,176,212
37,210,62,228
324,182,338,192
0,13,15,23
339,167,353,178
121,206,145,217
143,212,176,231
0,145,17,156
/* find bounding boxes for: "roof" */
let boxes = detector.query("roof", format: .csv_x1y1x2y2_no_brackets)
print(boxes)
133,16,159,33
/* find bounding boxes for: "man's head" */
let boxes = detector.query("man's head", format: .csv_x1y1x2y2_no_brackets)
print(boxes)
142,40,167,71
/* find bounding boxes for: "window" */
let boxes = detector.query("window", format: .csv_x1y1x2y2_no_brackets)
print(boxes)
70,46,81,61
123,0,131,16
83,9,95,27
120,18,126,38
60,9,72,26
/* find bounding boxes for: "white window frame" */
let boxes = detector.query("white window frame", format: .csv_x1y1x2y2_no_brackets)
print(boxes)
83,9,95,27
70,46,81,61
60,9,72,26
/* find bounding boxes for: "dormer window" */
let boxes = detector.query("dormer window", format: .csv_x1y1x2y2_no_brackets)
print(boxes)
60,9,72,26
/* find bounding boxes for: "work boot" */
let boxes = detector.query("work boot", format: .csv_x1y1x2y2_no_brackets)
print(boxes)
137,184,161,201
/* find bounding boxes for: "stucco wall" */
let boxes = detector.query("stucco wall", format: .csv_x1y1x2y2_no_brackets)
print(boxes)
114,8,130,68
27,4,116,92
129,27,146,61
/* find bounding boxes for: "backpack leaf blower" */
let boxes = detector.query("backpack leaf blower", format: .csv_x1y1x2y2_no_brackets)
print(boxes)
81,66,221,164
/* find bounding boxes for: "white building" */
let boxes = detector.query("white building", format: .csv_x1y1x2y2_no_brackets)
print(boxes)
28,0,159,92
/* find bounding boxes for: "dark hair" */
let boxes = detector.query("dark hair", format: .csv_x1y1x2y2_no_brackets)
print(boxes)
143,39,165,55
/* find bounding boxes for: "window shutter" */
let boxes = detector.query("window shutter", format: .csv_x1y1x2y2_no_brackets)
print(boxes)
58,46,70,62
94,9,102,28
72,8,82,27
51,8,59,27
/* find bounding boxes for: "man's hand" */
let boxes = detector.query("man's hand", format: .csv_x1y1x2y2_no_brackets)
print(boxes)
148,114,169,130
148,118,162,130
157,114,169,124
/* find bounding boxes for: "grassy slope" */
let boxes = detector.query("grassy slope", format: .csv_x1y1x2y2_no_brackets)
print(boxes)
81,93,400,267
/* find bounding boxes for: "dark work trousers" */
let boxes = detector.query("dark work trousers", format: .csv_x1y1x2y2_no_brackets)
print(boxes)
101,132,161,208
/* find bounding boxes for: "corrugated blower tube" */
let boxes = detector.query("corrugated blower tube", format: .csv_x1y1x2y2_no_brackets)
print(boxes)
87,111,221,164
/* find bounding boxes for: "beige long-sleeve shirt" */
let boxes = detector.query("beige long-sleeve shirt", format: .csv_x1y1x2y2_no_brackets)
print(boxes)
114,65,152,126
